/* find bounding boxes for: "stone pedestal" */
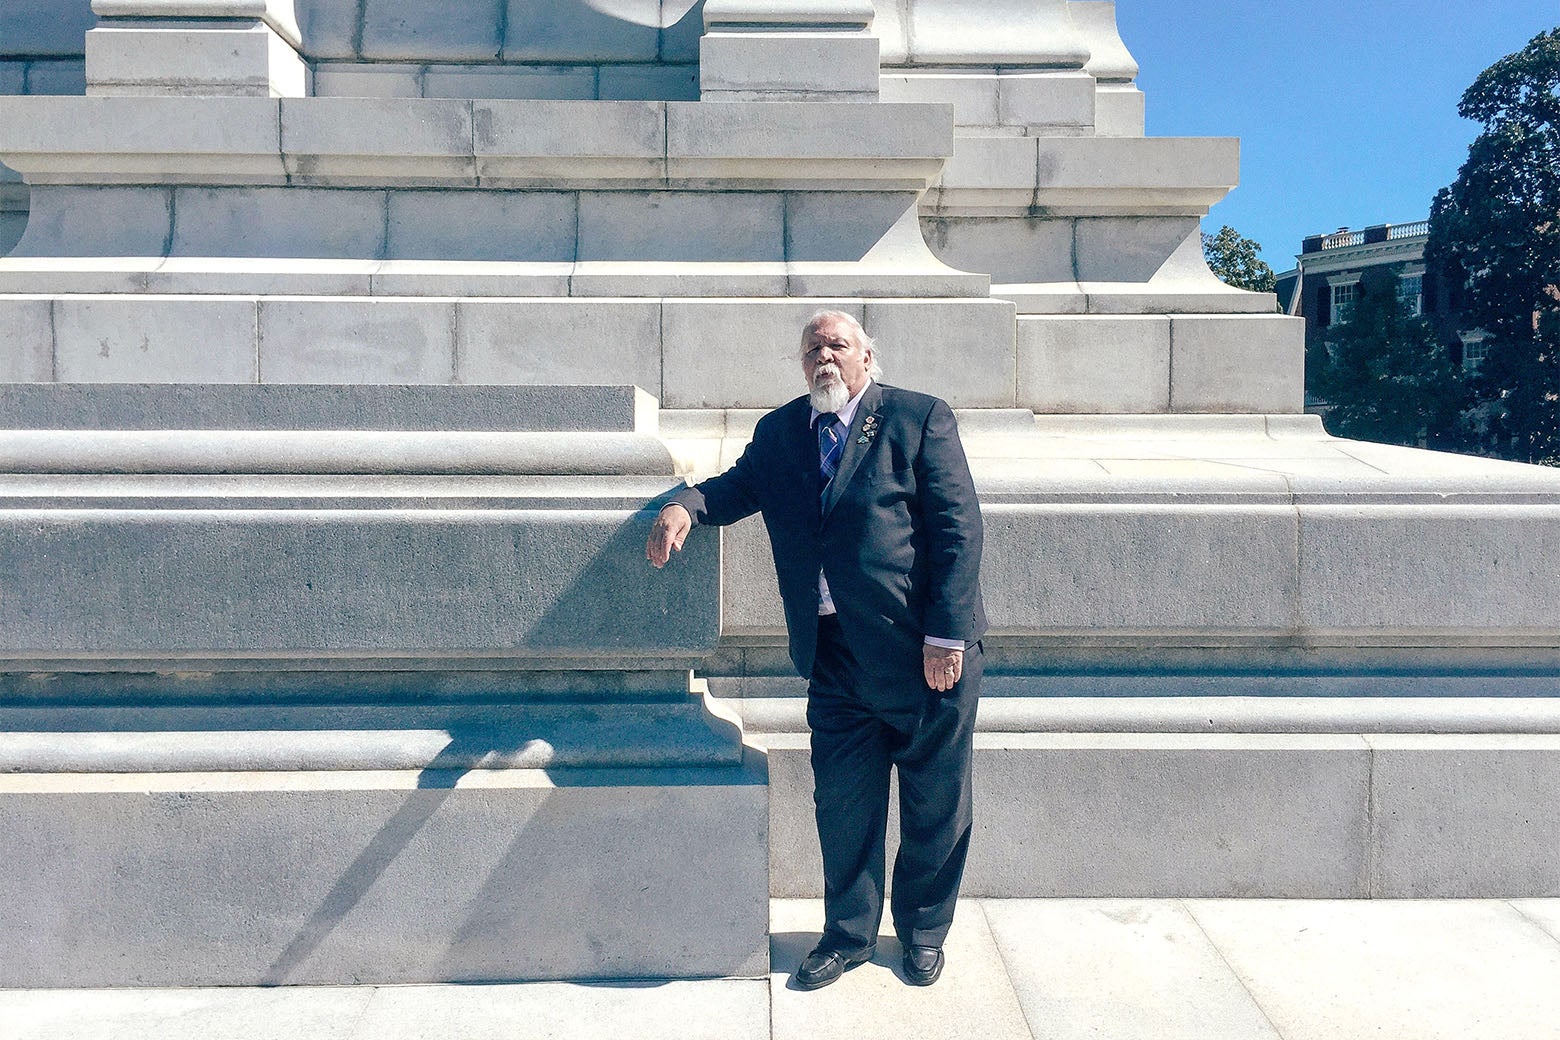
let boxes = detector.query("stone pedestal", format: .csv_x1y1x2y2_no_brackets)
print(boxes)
87,0,307,97
700,0,880,101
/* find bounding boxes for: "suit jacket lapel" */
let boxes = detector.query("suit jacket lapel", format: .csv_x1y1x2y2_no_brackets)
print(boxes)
821,381,882,520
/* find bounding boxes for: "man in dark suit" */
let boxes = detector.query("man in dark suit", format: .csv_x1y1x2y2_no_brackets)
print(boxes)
646,311,985,989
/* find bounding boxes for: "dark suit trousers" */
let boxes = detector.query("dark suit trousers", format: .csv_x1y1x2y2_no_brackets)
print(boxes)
806,614,980,952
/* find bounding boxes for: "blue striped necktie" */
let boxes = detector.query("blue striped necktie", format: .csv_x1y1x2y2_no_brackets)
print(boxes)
818,414,844,497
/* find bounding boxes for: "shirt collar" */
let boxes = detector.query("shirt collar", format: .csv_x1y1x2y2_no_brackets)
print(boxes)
810,380,871,430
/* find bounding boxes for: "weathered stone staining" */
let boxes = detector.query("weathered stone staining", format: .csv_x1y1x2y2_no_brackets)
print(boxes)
2,0,1559,994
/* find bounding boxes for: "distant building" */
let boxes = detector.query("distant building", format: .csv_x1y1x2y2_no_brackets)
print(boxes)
1276,220,1486,387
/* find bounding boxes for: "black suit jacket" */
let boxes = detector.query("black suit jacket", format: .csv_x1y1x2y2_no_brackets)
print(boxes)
671,381,986,709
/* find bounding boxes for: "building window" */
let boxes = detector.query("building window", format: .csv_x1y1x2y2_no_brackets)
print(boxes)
1397,274,1423,316
1462,336,1489,372
1329,282,1358,325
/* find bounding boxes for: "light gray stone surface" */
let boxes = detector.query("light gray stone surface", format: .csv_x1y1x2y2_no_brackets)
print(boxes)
0,502,711,656
422,64,596,100
172,186,385,258
386,191,575,262
85,23,306,98
0,297,53,381
0,383,655,432
11,185,173,257
578,191,784,262
281,97,475,185
1369,735,1560,897
23,59,89,96
1187,899,1560,1040
599,63,700,102
312,63,423,98
258,298,454,383
503,0,661,63
1017,315,1171,413
455,299,662,391
0,764,767,986
1169,314,1304,413
769,898,1032,1040
983,900,1281,1040
862,299,1016,406
361,0,504,61
54,296,258,382
700,31,880,98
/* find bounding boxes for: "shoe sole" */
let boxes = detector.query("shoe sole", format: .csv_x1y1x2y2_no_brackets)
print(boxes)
794,947,876,991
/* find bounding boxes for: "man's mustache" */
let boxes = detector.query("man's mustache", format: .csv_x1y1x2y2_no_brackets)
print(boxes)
813,365,841,384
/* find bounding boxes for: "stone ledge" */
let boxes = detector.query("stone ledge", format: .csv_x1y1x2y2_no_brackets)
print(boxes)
929,134,1240,216
0,97,954,190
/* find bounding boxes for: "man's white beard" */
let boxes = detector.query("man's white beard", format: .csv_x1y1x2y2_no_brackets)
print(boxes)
810,369,850,413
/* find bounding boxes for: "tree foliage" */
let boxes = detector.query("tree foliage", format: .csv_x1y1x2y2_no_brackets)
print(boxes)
1202,225,1277,293
1425,28,1560,463
1313,267,1471,450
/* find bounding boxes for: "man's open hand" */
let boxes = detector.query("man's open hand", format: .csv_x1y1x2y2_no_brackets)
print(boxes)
923,644,964,691
646,503,692,568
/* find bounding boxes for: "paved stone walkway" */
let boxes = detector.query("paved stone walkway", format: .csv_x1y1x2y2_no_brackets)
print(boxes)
7,899,1560,1040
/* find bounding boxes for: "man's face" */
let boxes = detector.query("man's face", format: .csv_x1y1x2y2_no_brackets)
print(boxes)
802,319,873,400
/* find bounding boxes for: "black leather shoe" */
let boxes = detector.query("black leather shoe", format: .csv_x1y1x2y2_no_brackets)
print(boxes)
794,943,875,990
902,944,944,986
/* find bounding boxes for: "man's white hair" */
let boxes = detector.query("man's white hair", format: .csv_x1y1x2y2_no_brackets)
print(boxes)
802,310,884,379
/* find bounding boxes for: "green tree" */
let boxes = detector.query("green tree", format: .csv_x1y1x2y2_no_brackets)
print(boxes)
1312,267,1471,450
1425,28,1560,463
1202,224,1277,293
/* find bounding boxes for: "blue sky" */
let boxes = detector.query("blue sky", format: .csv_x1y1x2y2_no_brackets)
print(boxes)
1114,0,1558,273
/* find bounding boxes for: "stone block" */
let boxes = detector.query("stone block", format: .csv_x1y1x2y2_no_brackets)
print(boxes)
0,298,53,382
422,65,596,100
660,299,862,409
598,64,700,102
0,501,715,653
1187,900,1560,1039
502,0,661,62
361,0,503,60
259,298,455,383
905,0,1090,67
0,211,26,257
473,100,665,183
1168,314,1304,413
1075,216,1200,283
983,900,1283,1040
997,70,1096,129
1369,736,1560,897
1096,83,1146,137
386,191,576,262
784,192,919,263
1296,505,1560,637
667,101,950,164
699,32,879,97
7,183,171,257
146,257,375,296
281,98,475,185
930,134,1037,212
920,214,1075,284
1017,315,1171,413
879,73,998,127
312,63,423,98
23,58,88,96
369,260,573,297
86,25,306,98
861,299,1016,407
171,186,383,259
980,504,1299,635
965,735,1371,897
0,383,654,433
0,257,158,294
0,63,23,95
53,297,258,383
719,515,786,636
568,261,789,298
871,0,909,64
659,0,706,63
0,95,286,184
0,766,767,985
0,0,95,56
577,191,784,263
295,0,360,60
455,300,661,393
